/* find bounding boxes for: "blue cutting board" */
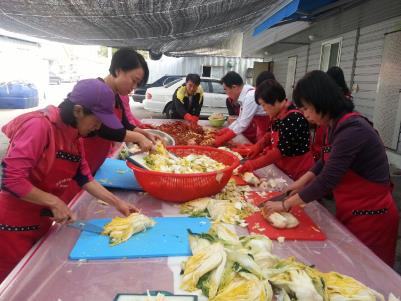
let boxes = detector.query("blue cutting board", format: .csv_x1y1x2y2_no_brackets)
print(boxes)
69,217,210,260
94,158,142,190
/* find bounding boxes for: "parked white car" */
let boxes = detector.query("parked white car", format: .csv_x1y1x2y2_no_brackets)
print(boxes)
143,77,228,117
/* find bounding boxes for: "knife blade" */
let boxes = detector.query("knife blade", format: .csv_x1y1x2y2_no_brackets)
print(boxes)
257,191,292,208
67,220,104,234
40,208,103,234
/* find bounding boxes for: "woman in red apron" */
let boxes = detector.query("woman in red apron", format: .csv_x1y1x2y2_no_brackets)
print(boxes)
0,79,139,282
83,48,158,175
237,79,314,180
62,48,158,202
311,66,353,161
263,71,399,266
214,71,270,146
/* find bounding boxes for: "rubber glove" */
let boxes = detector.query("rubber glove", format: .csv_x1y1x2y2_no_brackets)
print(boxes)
249,132,272,159
237,147,281,173
184,113,198,124
214,128,236,147
216,127,231,136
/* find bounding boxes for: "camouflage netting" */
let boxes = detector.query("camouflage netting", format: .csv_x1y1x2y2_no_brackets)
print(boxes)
0,0,283,57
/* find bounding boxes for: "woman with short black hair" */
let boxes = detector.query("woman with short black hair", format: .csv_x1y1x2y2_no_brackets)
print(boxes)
82,48,157,174
263,70,399,266
237,79,314,180
311,66,353,160
326,66,352,99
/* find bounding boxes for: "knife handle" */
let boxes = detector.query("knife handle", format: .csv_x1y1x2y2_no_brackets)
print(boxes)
285,190,293,196
40,208,54,217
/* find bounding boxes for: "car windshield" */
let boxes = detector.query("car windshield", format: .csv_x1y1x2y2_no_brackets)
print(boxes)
164,78,183,88
152,76,167,85
163,76,182,85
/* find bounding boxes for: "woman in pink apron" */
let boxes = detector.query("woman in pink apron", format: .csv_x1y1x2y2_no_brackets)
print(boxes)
263,71,399,266
82,48,158,175
0,79,139,282
62,49,158,202
237,79,314,180
120,94,153,129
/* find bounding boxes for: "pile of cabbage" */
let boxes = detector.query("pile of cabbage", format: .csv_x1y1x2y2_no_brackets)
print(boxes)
180,223,396,301
144,150,226,173
180,180,256,226
102,213,155,246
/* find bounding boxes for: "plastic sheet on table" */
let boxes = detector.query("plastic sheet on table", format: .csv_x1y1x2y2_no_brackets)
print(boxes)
1,122,400,300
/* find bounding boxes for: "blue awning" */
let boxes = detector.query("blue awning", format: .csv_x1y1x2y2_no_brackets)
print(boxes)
253,0,337,36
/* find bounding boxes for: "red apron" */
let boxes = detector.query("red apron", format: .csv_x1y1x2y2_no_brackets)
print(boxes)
323,112,399,266
311,125,326,161
239,87,270,144
311,94,353,161
0,117,82,281
82,106,123,174
81,137,113,174
270,109,314,180
242,115,271,144
61,105,124,203
60,135,111,204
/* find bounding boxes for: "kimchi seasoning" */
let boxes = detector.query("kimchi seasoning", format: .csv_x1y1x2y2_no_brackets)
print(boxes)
156,121,217,146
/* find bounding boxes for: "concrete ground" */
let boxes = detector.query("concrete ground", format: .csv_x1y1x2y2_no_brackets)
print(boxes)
0,84,400,274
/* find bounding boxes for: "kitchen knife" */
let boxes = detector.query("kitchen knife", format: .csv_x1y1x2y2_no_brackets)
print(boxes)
67,220,104,234
40,208,103,234
257,190,292,208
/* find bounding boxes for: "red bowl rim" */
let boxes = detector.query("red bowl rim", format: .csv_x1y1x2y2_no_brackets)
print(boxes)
126,145,240,177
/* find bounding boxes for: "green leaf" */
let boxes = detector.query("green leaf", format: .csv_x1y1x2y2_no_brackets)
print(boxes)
196,270,212,297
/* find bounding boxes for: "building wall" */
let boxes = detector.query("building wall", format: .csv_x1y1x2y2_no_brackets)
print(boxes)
306,30,357,89
243,0,401,57
244,0,401,119
260,16,401,121
354,17,401,121
265,29,358,101
267,45,308,93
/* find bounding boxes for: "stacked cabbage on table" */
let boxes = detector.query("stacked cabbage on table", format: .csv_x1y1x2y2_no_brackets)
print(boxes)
180,223,396,301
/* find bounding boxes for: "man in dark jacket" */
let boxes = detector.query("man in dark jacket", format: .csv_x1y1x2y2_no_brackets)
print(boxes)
163,74,203,124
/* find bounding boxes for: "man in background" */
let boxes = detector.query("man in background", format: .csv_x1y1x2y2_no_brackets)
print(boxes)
163,73,203,125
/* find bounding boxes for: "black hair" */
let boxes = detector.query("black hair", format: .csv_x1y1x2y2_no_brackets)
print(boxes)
59,98,93,127
293,70,354,119
109,47,149,86
255,71,276,87
185,73,201,85
220,71,243,87
327,66,350,95
255,79,286,105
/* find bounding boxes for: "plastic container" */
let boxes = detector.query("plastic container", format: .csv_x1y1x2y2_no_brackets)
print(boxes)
126,145,240,202
144,129,175,145
0,82,39,109
208,116,226,127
